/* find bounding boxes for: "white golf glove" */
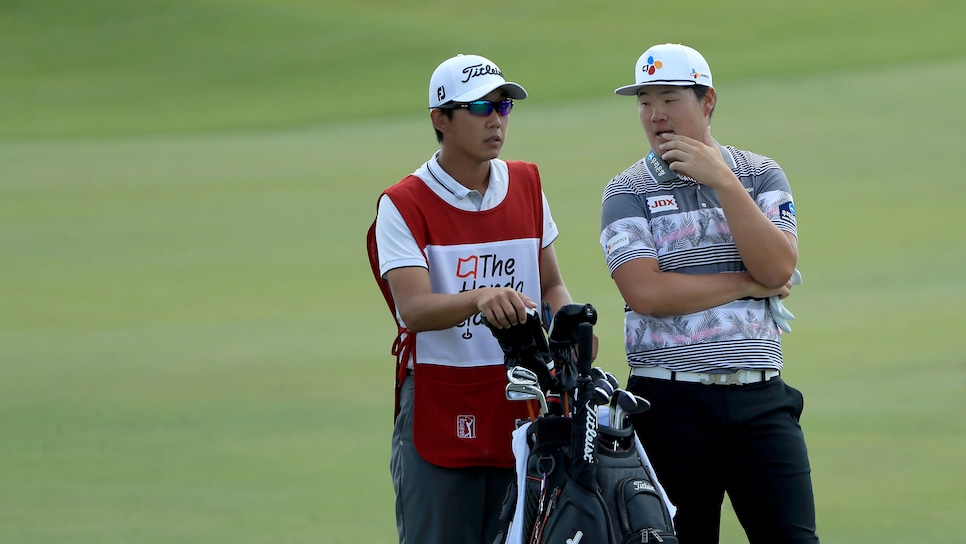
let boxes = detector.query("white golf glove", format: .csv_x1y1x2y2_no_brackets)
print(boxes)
769,268,802,333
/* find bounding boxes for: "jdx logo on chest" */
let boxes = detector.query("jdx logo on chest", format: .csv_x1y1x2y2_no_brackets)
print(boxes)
647,195,679,213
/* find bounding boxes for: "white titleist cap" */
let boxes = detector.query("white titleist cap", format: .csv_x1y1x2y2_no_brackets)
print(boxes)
428,54,528,109
614,43,713,96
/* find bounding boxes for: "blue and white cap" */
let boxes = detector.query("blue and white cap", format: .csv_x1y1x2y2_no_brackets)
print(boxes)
615,43,713,96
429,54,528,109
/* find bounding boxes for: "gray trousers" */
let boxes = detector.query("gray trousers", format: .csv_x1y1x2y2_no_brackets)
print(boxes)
391,376,515,544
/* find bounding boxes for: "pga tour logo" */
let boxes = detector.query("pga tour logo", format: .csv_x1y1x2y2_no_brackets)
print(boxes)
457,415,476,439
647,195,679,213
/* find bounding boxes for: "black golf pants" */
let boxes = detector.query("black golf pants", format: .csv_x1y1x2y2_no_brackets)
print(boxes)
627,376,820,544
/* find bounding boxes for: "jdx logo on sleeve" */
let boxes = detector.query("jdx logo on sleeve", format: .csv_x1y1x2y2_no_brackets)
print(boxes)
647,195,679,213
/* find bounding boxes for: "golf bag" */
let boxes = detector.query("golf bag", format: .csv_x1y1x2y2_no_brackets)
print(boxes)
496,420,677,544
489,303,677,544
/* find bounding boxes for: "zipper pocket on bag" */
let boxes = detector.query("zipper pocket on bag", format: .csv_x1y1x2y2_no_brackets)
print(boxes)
615,477,674,540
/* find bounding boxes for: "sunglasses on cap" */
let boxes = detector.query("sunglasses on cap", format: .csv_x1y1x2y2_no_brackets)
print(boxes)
440,99,514,117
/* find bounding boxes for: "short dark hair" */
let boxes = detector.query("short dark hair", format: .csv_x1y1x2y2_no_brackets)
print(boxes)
433,108,454,143
692,84,715,119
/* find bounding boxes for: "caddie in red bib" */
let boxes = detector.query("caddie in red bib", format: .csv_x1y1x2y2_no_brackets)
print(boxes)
366,53,578,544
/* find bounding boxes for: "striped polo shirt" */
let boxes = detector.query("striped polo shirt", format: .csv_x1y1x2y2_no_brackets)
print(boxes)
600,142,797,372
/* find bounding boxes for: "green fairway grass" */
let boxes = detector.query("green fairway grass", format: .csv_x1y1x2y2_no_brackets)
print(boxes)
2,1,964,542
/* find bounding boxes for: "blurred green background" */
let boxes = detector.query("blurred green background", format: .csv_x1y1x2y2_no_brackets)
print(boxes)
1,1,964,542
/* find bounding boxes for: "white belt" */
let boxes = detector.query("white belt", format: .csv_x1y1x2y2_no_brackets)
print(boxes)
630,366,780,386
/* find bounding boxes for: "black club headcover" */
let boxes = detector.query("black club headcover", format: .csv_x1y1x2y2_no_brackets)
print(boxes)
483,308,559,392
547,303,598,392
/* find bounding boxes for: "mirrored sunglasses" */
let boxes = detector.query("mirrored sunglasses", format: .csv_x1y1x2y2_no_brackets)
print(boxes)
441,99,514,117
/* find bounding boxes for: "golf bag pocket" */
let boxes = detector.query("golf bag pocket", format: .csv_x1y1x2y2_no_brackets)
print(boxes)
596,431,677,544
535,480,615,544
412,363,529,468
521,418,572,540
613,478,677,544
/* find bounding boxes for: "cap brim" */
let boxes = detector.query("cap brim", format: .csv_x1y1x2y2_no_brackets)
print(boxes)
614,80,701,95
448,82,528,104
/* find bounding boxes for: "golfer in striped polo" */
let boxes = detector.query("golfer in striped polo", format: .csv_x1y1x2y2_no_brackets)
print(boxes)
600,43,820,543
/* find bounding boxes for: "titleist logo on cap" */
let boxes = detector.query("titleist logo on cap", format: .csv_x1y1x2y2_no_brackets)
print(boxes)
460,63,503,83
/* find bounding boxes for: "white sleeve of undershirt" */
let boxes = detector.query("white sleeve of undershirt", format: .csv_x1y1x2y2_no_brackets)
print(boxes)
374,194,427,278
541,192,560,249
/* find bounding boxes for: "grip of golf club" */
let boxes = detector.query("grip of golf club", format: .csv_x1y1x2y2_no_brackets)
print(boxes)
576,322,593,376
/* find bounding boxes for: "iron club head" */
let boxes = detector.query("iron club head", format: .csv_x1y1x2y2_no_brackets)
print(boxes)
505,382,549,416
507,366,540,386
